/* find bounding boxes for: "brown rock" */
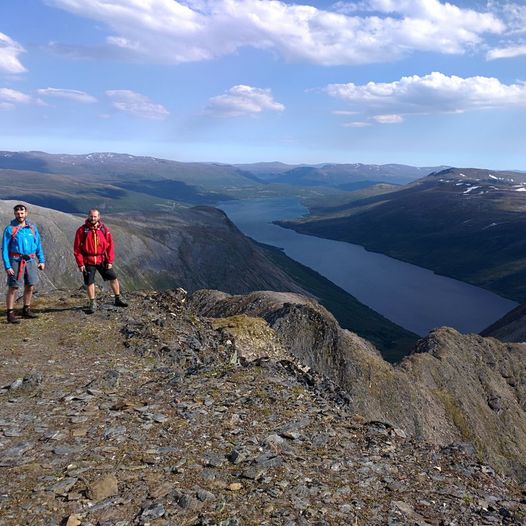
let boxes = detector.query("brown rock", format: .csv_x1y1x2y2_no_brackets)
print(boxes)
65,515,82,526
88,473,119,501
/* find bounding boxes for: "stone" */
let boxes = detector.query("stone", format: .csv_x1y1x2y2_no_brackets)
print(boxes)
264,434,286,449
65,514,82,526
49,477,78,495
241,465,268,480
140,502,166,522
88,473,119,502
196,488,216,502
227,447,251,465
203,451,225,468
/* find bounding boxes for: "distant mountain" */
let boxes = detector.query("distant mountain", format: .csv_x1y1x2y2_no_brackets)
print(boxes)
280,167,526,302
0,151,449,205
233,161,303,179
0,150,260,192
244,162,449,188
0,151,357,207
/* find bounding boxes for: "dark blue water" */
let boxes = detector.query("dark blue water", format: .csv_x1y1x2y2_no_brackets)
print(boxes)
219,198,518,335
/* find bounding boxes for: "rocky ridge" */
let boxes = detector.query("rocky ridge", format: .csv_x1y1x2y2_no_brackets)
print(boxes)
1,289,525,525
190,290,526,482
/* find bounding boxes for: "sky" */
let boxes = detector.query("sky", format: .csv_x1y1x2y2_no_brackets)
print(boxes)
0,0,525,168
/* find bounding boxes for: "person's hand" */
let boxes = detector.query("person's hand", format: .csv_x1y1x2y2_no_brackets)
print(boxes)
106,263,113,269
6,268,14,276
79,265,86,273
38,263,45,271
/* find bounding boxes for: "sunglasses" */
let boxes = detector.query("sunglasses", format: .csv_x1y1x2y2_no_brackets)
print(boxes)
14,207,26,211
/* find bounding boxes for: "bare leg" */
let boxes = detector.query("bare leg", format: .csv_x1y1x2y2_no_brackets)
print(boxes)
87,283,96,300
6,287,17,310
23,285,33,307
110,279,120,296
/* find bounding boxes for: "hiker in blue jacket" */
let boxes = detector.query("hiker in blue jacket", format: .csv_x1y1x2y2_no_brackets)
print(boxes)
2,204,45,324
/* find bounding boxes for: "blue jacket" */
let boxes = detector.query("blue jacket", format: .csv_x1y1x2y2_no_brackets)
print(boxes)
2,219,45,270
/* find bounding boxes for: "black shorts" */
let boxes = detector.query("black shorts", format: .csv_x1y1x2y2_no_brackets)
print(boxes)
83,264,118,286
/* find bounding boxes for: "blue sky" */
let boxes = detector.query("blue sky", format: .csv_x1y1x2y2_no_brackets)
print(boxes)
0,0,525,168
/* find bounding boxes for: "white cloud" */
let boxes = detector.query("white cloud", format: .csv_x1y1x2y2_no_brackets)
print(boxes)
206,85,285,117
106,90,169,119
45,0,504,66
0,33,26,74
485,2,526,60
342,121,371,128
37,88,98,103
0,88,32,109
487,43,526,60
327,72,526,118
487,1,526,35
373,114,403,123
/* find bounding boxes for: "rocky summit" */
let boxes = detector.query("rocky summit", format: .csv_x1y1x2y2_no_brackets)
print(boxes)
1,289,526,526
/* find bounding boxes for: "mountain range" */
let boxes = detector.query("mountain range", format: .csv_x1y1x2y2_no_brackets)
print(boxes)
238,162,448,189
0,151,445,205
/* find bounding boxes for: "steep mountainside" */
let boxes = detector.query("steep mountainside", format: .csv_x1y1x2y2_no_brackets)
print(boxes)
481,303,526,342
281,168,526,302
1,289,525,525
0,200,305,295
191,289,526,482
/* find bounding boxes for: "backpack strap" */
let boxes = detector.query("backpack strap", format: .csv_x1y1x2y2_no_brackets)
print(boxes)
83,224,107,236
10,224,36,242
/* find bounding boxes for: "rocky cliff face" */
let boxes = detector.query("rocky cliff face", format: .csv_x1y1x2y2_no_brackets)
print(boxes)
1,289,525,525
191,290,526,482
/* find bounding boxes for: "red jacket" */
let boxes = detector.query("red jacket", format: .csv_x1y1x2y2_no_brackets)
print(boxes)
73,220,115,267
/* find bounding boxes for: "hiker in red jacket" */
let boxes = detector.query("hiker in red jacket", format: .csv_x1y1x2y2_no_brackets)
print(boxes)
73,209,128,313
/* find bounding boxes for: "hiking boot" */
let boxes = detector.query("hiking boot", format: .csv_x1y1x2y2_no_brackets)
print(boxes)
22,306,38,319
86,300,97,314
114,295,128,307
7,311,19,324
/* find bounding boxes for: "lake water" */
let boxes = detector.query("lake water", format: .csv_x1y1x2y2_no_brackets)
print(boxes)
218,198,518,336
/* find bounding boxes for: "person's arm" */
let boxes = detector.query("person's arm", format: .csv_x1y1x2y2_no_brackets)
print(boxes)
34,226,45,266
73,227,85,270
2,226,13,272
105,228,115,266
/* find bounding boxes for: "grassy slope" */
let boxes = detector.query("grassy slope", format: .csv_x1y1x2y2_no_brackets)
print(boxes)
258,242,419,363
